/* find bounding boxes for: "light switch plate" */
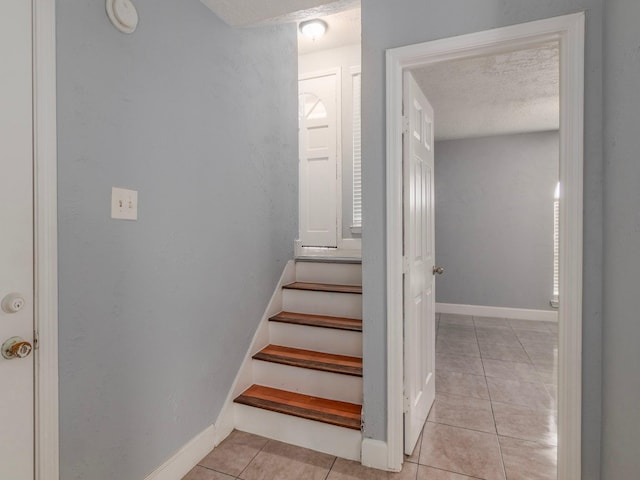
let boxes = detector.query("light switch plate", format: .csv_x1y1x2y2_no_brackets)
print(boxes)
111,187,138,220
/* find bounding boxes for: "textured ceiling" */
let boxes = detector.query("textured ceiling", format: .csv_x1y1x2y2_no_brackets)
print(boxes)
413,42,560,141
200,0,358,27
297,7,361,55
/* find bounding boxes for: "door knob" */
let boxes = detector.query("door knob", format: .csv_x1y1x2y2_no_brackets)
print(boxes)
433,266,445,275
1,337,33,360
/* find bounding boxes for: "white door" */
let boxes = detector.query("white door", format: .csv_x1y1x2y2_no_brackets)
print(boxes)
298,72,338,248
0,0,35,478
403,72,436,455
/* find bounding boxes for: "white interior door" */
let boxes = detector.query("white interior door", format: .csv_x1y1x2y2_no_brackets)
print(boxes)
0,0,35,478
403,72,436,455
299,72,338,248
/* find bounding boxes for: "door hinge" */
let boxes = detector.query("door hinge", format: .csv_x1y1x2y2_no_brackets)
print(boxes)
402,115,410,135
402,255,410,274
403,392,410,414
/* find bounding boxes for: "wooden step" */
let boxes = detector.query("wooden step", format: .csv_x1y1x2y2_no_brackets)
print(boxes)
269,311,362,332
253,345,362,376
283,282,362,294
234,385,362,430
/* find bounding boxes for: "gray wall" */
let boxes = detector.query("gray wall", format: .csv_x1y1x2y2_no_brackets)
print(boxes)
361,1,603,478
56,1,297,479
602,0,640,477
434,132,559,311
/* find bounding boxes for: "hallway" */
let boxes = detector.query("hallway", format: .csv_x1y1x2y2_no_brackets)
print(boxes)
184,313,558,480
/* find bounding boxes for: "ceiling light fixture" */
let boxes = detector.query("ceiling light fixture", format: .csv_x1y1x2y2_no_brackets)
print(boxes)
299,19,328,40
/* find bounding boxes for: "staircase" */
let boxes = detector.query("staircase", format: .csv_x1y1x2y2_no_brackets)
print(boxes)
231,259,363,460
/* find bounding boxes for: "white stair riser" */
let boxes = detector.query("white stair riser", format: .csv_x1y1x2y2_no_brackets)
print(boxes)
269,322,362,356
253,360,363,404
234,404,362,461
295,262,362,285
283,289,362,319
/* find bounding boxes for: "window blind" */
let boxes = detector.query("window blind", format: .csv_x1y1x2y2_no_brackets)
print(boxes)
352,70,362,228
552,182,560,307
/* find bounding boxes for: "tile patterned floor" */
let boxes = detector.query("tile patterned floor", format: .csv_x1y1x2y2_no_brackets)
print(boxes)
184,314,558,480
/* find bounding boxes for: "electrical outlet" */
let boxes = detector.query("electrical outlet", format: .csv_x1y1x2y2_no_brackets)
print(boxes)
111,187,138,220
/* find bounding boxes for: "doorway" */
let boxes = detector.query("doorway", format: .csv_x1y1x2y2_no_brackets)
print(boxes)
296,6,362,259
385,13,585,479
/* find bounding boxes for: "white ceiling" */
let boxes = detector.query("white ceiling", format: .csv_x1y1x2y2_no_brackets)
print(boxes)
297,7,361,55
199,0,358,27
413,42,560,141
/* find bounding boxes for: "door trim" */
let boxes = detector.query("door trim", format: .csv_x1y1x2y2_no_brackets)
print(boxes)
385,13,584,477
33,0,59,478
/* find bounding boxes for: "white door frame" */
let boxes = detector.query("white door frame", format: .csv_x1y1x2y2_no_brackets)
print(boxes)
33,0,59,478
384,13,584,478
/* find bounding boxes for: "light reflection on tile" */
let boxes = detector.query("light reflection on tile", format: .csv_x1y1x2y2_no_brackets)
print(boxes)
428,394,495,433
419,423,506,480
486,377,555,410
435,371,490,399
187,317,558,480
482,358,543,383
499,436,557,480
492,402,558,445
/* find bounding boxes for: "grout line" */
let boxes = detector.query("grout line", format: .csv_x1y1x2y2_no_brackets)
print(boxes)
485,364,508,480
495,432,559,448
416,460,487,480
196,464,242,478
426,418,496,436
323,456,337,480
235,438,270,479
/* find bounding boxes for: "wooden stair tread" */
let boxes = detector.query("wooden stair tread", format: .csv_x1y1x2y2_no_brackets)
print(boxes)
234,385,362,430
283,282,362,294
253,345,362,376
269,311,362,331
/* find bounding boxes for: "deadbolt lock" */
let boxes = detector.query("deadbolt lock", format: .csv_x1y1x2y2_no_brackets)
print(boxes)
1,337,33,360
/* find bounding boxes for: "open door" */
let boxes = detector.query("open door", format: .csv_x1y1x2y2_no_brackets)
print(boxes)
403,72,436,455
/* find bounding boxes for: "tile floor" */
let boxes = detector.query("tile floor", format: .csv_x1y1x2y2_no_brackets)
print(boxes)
184,314,558,480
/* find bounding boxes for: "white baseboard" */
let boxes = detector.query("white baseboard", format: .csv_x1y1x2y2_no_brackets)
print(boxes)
214,402,235,446
436,303,558,322
144,425,215,480
361,438,396,471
